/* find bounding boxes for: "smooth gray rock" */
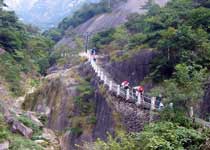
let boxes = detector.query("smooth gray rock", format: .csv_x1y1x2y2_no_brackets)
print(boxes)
0,141,9,150
11,121,33,138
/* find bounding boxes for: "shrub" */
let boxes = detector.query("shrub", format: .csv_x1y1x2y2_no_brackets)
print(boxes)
87,115,97,125
70,127,83,136
18,115,41,137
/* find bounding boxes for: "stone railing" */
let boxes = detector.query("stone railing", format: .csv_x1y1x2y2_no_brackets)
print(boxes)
84,51,159,111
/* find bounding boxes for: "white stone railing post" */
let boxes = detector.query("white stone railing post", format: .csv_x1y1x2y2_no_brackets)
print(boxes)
98,70,101,77
137,93,142,105
93,65,96,72
88,51,91,61
126,89,130,100
100,72,104,81
190,106,194,118
117,85,120,96
104,76,107,85
109,81,113,91
95,66,98,73
151,97,156,110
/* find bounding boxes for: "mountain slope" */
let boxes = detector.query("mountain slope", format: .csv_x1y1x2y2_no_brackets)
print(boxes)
5,0,99,29
56,0,168,49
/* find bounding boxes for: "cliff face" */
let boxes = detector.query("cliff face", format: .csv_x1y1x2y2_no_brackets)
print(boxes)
23,70,78,131
22,57,154,149
201,82,210,119
56,0,168,49
23,63,117,149
104,50,157,90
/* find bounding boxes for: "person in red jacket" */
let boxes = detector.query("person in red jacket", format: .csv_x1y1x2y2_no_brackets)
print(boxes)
133,85,144,96
121,80,129,89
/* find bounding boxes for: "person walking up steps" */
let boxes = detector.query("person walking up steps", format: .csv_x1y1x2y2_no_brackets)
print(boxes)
121,80,130,96
133,85,144,102
121,80,129,89
156,94,164,110
133,85,144,96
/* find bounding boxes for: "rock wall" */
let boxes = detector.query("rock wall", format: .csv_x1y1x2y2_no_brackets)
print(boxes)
105,50,156,90
201,82,210,119
23,58,155,149
22,71,77,131
56,0,169,49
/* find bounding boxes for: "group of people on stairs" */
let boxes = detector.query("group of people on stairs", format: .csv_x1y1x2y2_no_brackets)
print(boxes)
121,80,164,110
89,48,164,110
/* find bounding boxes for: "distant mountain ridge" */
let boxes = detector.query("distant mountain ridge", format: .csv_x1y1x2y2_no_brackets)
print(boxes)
5,0,99,29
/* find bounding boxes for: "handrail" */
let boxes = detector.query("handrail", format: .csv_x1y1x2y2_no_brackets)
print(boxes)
84,51,158,110
85,51,210,127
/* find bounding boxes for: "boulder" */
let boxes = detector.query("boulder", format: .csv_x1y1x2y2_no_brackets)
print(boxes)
0,141,9,150
11,120,33,138
42,128,58,144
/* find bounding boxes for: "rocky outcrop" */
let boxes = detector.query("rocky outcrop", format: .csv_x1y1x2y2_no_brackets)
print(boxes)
201,82,210,119
23,71,78,131
11,120,33,138
0,141,9,150
22,56,156,149
92,91,115,140
25,111,43,127
56,0,168,49
105,50,156,90
0,103,33,139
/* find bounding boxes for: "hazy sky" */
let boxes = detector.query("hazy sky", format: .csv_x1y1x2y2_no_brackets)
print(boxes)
5,0,39,10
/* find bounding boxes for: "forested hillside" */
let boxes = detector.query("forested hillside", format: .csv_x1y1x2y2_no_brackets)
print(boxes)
81,0,210,149
44,0,112,42
1,0,210,149
0,0,53,96
91,0,210,111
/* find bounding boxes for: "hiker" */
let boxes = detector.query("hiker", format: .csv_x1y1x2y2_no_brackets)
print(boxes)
93,55,96,62
91,49,94,55
133,85,144,96
91,47,96,55
121,80,129,89
156,94,164,110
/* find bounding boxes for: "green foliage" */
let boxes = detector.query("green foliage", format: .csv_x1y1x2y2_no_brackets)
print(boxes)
0,53,22,96
75,80,94,115
0,113,43,149
43,28,62,42
93,132,137,150
150,63,206,109
18,115,42,137
91,26,129,50
70,127,83,136
138,122,205,150
92,28,116,48
0,114,9,143
0,28,23,52
123,0,210,81
87,115,97,125
58,0,110,33
9,136,43,150
159,108,201,129
91,122,206,150
0,4,53,95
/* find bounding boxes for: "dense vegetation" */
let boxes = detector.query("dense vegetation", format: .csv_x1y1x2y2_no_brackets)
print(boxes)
0,113,43,150
0,0,53,96
85,0,210,149
89,121,209,150
92,0,210,79
91,0,210,110
126,0,210,81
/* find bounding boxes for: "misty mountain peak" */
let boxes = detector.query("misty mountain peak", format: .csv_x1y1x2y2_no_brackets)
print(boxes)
5,0,99,29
